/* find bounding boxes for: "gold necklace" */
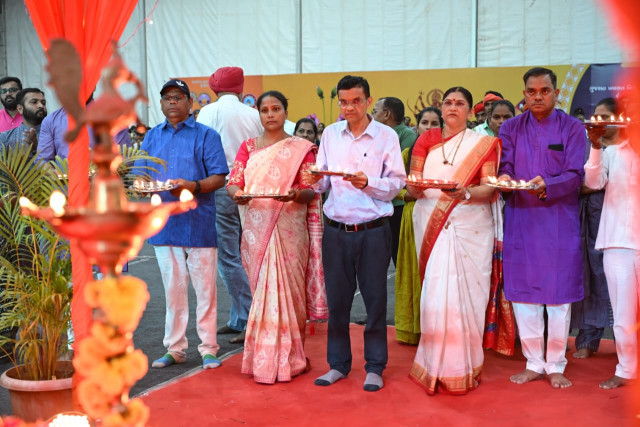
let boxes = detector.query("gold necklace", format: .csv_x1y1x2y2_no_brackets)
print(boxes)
441,128,466,165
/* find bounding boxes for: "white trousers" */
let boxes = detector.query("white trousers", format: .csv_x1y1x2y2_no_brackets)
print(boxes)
512,302,571,374
603,248,640,380
154,246,219,361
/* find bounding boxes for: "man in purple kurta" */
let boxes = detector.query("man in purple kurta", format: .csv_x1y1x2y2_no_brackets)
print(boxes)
36,106,132,164
498,67,585,389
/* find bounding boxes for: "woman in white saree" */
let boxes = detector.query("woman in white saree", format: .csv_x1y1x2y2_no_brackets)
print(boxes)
406,86,501,395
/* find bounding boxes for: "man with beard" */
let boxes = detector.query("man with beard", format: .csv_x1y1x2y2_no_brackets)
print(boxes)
0,88,47,152
0,77,23,132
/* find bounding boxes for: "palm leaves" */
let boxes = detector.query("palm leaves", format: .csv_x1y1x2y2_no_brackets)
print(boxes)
0,143,72,380
0,141,164,380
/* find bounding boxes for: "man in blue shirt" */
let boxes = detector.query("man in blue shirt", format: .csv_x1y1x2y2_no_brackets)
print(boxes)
303,75,406,392
134,79,229,370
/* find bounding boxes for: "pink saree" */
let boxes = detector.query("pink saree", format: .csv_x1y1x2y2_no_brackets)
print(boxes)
233,137,324,383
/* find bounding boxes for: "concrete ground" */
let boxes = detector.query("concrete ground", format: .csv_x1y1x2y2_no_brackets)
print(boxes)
0,241,396,416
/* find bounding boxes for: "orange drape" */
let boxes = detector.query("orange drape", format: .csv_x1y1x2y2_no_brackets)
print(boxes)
23,0,138,349
603,0,640,421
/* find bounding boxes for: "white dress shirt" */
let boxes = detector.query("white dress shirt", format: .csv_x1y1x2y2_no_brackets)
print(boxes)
314,117,406,223
584,140,640,250
196,94,263,171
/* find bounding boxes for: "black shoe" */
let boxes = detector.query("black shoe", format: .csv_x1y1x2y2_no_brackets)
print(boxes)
217,325,240,334
229,330,246,344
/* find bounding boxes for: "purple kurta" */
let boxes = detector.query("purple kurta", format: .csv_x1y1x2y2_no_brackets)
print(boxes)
36,107,132,163
499,109,585,304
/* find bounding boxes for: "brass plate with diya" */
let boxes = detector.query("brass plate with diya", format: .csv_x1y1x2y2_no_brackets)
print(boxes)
309,168,355,178
583,114,633,129
132,179,176,193
405,176,458,190
486,176,539,191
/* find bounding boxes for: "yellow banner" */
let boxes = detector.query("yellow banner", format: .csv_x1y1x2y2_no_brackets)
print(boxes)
180,64,631,126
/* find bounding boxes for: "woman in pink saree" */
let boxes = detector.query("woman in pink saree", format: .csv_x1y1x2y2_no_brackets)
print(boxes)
227,90,327,384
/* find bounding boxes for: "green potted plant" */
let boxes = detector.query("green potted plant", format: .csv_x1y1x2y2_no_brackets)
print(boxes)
0,142,74,421
0,142,165,421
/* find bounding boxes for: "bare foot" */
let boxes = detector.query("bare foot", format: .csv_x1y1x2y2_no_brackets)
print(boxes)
599,375,631,389
510,369,544,384
548,373,572,388
572,348,593,359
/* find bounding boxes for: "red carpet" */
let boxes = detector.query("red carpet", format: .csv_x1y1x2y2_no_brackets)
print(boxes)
142,324,632,426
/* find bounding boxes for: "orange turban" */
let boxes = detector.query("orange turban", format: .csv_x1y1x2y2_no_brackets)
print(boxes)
483,93,503,104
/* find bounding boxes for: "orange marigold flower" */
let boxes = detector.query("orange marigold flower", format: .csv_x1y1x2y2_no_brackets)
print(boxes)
122,398,150,426
111,349,148,386
73,337,109,376
90,322,128,357
78,379,114,419
91,362,126,396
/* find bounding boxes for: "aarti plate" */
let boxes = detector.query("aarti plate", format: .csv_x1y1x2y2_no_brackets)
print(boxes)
310,170,355,178
134,184,176,193
236,194,287,199
406,178,458,190
486,181,539,191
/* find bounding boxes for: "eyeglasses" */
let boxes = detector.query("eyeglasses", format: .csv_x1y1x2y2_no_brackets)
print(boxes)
442,100,468,109
338,98,366,108
161,94,186,102
0,88,19,95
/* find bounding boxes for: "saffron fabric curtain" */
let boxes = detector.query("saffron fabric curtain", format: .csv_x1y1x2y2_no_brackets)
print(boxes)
23,0,139,347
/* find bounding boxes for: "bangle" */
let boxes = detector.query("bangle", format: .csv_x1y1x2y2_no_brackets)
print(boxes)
362,177,368,189
193,180,201,194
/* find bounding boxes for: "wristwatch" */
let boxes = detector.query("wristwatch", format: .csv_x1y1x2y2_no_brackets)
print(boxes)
193,180,201,194
464,188,471,200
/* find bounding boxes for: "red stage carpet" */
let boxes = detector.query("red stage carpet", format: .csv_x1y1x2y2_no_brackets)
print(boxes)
141,324,631,426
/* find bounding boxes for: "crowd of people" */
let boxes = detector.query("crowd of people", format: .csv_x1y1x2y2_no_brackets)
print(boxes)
0,65,637,395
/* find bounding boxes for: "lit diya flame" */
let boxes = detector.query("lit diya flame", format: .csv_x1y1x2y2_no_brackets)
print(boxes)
50,191,67,216
150,194,162,206
48,413,92,427
180,189,194,203
488,176,498,184
19,197,38,211
519,180,527,187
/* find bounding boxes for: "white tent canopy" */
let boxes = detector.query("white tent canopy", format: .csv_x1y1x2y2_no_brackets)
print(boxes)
1,0,625,126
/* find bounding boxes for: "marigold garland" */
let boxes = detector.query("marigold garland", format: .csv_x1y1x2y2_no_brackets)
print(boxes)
73,276,151,425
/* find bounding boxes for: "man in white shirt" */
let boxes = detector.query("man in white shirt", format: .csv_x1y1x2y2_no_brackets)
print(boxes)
197,67,263,344
303,75,405,392
583,97,640,390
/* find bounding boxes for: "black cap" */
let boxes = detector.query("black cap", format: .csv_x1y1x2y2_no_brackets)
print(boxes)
160,78,190,96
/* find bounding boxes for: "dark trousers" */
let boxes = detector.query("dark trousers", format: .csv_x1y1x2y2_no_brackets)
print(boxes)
322,220,391,376
575,326,605,352
389,205,403,267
